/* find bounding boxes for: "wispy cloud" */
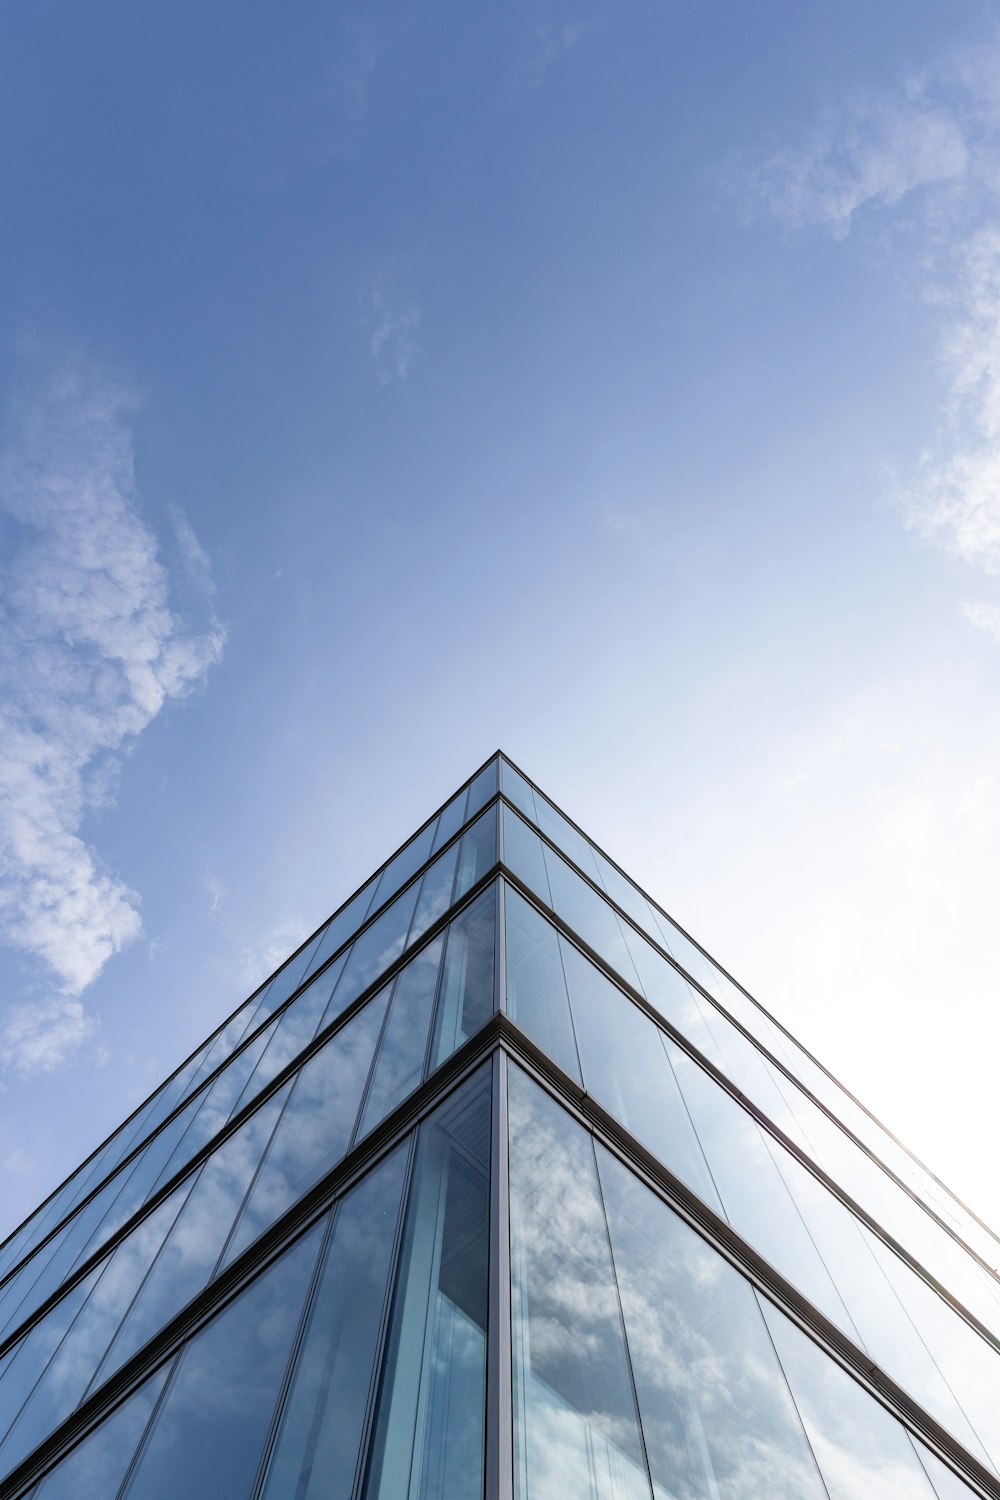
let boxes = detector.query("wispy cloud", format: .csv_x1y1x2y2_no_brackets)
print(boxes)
0,357,225,1071
735,33,1000,638
358,274,421,384
519,18,587,90
740,94,968,239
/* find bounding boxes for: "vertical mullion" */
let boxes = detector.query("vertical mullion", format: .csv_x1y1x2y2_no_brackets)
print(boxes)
486,1048,512,1500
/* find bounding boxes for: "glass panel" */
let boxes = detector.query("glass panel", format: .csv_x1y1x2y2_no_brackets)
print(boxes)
300,878,379,987
0,1184,191,1478
502,806,552,905
358,940,444,1141
560,940,721,1214
915,1442,981,1498
220,992,390,1269
542,841,640,991
0,1268,101,1467
258,1143,409,1500
499,759,537,821
453,809,497,902
761,1301,939,1500
464,758,499,819
666,1041,861,1339
432,788,468,854
504,887,581,1083
233,954,348,1110
94,1083,293,1387
508,1066,651,1500
372,822,437,913
596,1144,827,1500
530,792,602,885
33,1364,170,1499
363,1065,491,1500
409,844,459,944
121,1222,323,1499
428,887,496,1070
320,884,419,1026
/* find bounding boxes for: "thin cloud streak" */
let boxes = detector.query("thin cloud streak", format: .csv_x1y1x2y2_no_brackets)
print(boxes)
358,275,421,384
0,358,225,1072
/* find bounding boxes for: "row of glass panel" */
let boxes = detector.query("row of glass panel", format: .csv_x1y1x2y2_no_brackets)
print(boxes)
0,759,500,1292
500,806,1000,1355
18,1059,977,1500
503,885,1000,1476
24,1062,494,1500
0,888,497,1485
0,807,498,1348
498,757,1000,1272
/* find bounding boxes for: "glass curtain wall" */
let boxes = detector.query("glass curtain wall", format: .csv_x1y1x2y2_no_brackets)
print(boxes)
18,1065,493,1500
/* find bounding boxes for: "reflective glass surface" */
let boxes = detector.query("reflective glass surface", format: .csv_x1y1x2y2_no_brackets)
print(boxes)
120,1223,324,1498
596,1143,827,1500
508,1066,651,1500
760,1303,939,1500
363,1066,492,1500
258,1145,409,1500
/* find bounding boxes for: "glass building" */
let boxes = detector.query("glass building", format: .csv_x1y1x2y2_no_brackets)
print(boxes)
0,752,997,1498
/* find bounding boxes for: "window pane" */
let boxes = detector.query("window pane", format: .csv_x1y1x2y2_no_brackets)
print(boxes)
428,887,496,1070
121,1222,323,1499
508,1066,651,1500
358,939,444,1141
33,1364,170,1499
95,1083,292,1387
504,887,580,1083
596,1145,826,1500
363,1065,492,1500
220,992,390,1269
560,941,720,1213
915,1441,981,1499
0,1268,102,1473
321,884,419,1025
760,1301,939,1500
464,759,499,819
500,760,537,821
501,807,551,905
409,844,459,947
454,809,497,901
258,1144,409,1500
432,789,468,854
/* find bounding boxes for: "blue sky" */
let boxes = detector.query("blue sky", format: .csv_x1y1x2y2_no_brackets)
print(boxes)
2,0,1000,1237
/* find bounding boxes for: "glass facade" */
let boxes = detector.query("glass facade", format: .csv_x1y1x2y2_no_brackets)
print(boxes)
0,753,994,1500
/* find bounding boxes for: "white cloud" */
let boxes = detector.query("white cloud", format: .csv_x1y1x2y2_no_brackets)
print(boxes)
358,275,421,384
744,97,968,239
0,358,225,1070
962,598,1000,642
739,36,1000,637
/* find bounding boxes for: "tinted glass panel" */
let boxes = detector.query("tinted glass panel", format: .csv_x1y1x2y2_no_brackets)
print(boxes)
504,887,580,1083
363,1066,491,1500
597,1145,826,1500
32,1365,169,1500
258,1144,409,1500
121,1223,323,1499
358,940,444,1140
508,1066,651,1500
761,1302,938,1500
428,887,496,1069
220,993,389,1268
